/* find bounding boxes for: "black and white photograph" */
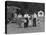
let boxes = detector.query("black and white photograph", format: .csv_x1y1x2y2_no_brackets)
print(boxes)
5,1,45,34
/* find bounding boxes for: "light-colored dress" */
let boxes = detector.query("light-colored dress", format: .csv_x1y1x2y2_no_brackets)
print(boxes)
28,20,33,26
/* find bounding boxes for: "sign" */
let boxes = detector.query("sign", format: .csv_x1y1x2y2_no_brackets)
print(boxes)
38,10,44,17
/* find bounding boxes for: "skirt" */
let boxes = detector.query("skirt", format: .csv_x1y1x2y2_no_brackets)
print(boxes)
24,18,28,28
33,18,36,27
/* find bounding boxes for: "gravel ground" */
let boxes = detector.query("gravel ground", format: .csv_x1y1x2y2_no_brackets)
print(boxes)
7,17,45,34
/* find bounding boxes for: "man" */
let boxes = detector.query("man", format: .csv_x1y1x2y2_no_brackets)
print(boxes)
33,13,37,27
24,14,29,28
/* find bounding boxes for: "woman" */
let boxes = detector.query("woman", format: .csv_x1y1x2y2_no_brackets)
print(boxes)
28,15,33,27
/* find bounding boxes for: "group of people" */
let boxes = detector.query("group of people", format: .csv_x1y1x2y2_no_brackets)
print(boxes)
13,12,38,28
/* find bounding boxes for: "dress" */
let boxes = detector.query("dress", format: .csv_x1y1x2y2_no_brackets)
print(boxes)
28,20,33,26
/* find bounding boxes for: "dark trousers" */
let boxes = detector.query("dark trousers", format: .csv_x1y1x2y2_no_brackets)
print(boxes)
33,18,36,27
24,18,28,28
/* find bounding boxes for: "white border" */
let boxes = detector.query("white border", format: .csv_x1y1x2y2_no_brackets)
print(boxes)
7,0,45,3
0,0,46,35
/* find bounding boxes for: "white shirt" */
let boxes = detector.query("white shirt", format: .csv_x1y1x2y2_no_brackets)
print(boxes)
18,14,22,18
33,13,37,18
24,14,29,18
